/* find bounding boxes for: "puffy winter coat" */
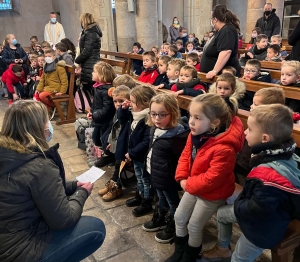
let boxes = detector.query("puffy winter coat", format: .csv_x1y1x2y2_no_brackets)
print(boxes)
2,63,27,94
75,23,102,83
175,116,244,200
255,9,281,39
1,43,28,69
287,18,300,62
0,137,89,262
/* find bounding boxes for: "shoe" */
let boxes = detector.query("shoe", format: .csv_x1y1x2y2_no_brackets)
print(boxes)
180,243,202,262
201,245,232,262
94,154,115,168
102,183,123,202
132,197,153,217
98,180,114,196
165,235,188,262
142,205,168,232
155,212,175,243
8,99,13,105
126,189,142,207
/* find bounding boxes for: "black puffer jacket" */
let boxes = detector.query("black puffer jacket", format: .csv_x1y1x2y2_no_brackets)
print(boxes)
2,44,29,74
286,18,300,62
75,23,102,83
0,138,88,262
255,9,281,39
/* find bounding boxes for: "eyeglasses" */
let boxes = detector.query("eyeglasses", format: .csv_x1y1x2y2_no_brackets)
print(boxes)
149,112,171,119
244,69,258,74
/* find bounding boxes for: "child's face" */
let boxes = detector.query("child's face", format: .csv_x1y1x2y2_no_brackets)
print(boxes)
168,50,175,57
189,103,213,136
256,38,268,49
281,66,299,86
158,59,167,74
271,38,281,45
13,72,22,78
250,95,264,111
176,44,183,50
31,60,38,68
92,68,100,82
0,46,3,52
112,94,127,110
186,58,196,67
245,115,266,147
267,48,278,59
163,45,169,53
56,49,62,56
166,64,180,80
44,53,56,62
216,81,234,98
179,69,193,83
38,57,45,67
151,48,158,55
243,65,259,80
130,95,144,112
35,46,41,52
187,43,194,51
150,102,171,129
132,46,139,54
143,55,154,69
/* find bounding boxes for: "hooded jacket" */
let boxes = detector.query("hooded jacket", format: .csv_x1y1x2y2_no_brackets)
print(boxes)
2,63,27,94
176,116,245,200
75,23,102,83
255,9,281,39
59,52,74,66
0,137,88,262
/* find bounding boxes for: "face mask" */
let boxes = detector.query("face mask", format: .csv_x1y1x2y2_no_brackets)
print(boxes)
182,33,187,37
189,38,194,42
251,33,257,38
174,21,178,24
211,19,215,28
264,10,271,16
45,121,54,142
204,37,208,41
51,18,57,23
12,39,17,45
45,57,53,64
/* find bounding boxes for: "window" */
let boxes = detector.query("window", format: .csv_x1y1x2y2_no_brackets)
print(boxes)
0,0,12,10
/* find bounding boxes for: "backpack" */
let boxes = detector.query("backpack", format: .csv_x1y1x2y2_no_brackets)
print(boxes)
74,86,93,113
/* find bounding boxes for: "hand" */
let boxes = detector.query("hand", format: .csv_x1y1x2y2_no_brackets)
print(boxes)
19,59,23,63
240,53,245,58
14,59,19,63
281,60,287,65
75,67,82,74
125,153,131,161
77,181,87,187
173,90,183,97
155,84,164,90
55,92,62,96
12,93,19,101
106,144,111,151
180,180,187,191
206,70,217,79
122,100,131,109
247,52,254,58
87,112,92,119
23,83,27,86
36,76,41,81
81,182,93,195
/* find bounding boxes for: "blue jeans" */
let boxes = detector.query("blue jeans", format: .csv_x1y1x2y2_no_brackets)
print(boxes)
217,205,264,261
134,161,153,199
156,188,180,217
39,216,106,262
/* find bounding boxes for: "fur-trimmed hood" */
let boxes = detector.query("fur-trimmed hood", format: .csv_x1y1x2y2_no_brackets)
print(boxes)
209,79,246,100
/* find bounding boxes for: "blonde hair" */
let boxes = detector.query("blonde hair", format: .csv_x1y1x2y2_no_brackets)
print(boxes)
147,93,180,128
3,34,13,46
159,55,172,65
112,74,136,89
250,104,293,143
216,73,236,92
79,13,96,29
254,87,285,105
142,51,156,62
130,85,157,109
30,55,38,62
112,85,130,99
271,35,282,42
281,60,300,76
1,100,49,151
93,61,117,83
41,41,51,48
180,65,198,78
44,48,55,55
168,58,186,71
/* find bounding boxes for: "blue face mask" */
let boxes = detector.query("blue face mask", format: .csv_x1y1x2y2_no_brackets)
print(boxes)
45,121,54,142
12,39,17,45
51,18,56,23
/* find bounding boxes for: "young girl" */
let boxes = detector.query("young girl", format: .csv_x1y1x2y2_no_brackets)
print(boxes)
185,42,198,54
87,61,116,153
118,85,156,217
153,55,171,90
151,46,159,57
142,94,189,244
166,94,244,262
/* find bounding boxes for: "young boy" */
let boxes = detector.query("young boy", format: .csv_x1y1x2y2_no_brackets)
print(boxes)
41,41,51,53
2,64,27,105
168,45,182,59
271,35,287,57
266,44,282,62
166,58,186,90
186,52,200,72
175,27,188,47
131,42,144,76
160,42,170,56
36,48,68,113
240,34,269,66
55,42,74,65
203,104,300,262
27,55,40,98
175,40,185,53
33,43,43,55
138,51,159,84
239,59,271,111
153,55,171,90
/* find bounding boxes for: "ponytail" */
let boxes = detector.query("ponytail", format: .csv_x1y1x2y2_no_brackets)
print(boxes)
212,5,240,33
224,96,238,117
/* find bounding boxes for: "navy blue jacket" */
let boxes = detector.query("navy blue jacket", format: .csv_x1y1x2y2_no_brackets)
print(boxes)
153,73,169,89
132,48,144,76
176,35,188,47
2,44,28,74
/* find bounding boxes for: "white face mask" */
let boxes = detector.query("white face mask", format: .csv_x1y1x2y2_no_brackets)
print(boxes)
45,57,53,64
51,18,56,23
189,38,194,42
174,21,178,24
182,33,187,37
210,18,215,28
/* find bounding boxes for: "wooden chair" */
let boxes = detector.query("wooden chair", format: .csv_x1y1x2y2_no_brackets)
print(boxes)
49,65,76,125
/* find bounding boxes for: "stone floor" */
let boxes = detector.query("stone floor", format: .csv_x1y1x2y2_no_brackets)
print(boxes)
0,94,297,262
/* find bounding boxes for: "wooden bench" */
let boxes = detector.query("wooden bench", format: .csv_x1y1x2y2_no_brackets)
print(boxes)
240,68,281,80
100,57,128,75
49,65,76,125
261,61,281,70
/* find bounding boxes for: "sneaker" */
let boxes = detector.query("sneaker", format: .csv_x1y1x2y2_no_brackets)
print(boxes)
98,180,114,196
155,212,175,244
142,205,168,232
102,183,123,202
94,154,115,168
201,245,232,262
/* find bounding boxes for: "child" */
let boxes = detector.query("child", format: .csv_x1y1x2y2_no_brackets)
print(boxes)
2,64,27,105
30,36,38,45
27,55,40,98
131,42,144,76
153,55,171,90
36,49,68,113
188,33,201,50
33,43,43,55
171,65,206,97
249,27,261,45
186,53,200,72
166,58,186,90
119,85,157,217
166,94,244,262
86,61,116,150
175,28,188,47
151,46,159,57
239,59,271,111
271,34,287,57
160,42,170,56
168,45,182,59
240,34,268,66
266,44,282,62
138,51,159,84
185,42,198,54
142,94,189,243
175,40,185,53
202,104,300,262
200,32,209,47
55,42,74,65
41,41,51,53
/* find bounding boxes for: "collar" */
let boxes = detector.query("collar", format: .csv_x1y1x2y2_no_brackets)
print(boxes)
176,77,201,90
142,64,158,72
93,82,111,88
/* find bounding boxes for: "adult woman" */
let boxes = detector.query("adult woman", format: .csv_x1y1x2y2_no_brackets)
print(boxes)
2,34,29,74
201,5,241,79
75,13,102,93
61,38,76,61
0,100,106,262
169,17,183,44
285,11,300,62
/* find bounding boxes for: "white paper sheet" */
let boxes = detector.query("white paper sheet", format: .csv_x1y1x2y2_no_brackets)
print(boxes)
76,166,106,183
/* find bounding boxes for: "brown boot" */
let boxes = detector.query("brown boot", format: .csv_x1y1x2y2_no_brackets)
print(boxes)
102,183,123,202
202,245,232,261
98,180,114,196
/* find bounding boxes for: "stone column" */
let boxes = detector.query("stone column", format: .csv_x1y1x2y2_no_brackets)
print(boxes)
135,0,158,51
268,0,284,34
245,0,266,42
115,0,137,52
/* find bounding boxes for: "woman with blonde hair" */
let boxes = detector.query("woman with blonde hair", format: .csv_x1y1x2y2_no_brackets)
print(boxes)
75,13,102,93
0,100,106,262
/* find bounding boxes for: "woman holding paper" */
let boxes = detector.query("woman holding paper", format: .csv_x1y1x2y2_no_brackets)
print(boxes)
0,100,106,262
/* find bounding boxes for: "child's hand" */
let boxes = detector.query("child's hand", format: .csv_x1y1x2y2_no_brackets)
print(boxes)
55,92,62,96
122,100,131,109
87,112,92,119
36,76,41,81
247,52,254,59
173,90,183,97
180,180,187,191
125,153,131,161
155,84,164,90
23,83,27,86
12,93,19,101
106,144,111,151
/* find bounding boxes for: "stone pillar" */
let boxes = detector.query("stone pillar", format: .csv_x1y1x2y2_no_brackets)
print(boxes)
115,0,137,52
135,0,158,51
158,21,163,47
268,0,284,34
245,0,266,42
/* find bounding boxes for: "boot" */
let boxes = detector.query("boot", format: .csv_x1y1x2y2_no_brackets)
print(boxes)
201,245,232,262
126,189,142,207
155,212,175,243
165,235,188,262
142,205,168,232
180,243,202,262
98,180,114,196
94,154,115,167
102,182,123,202
132,197,153,217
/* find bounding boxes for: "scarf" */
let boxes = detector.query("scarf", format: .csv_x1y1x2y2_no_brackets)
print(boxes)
142,64,158,73
253,45,268,55
131,108,149,130
44,60,57,73
176,78,201,91
172,23,180,28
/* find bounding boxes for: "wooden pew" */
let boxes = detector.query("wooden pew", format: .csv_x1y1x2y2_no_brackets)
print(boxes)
261,60,281,70
240,68,281,80
100,57,128,75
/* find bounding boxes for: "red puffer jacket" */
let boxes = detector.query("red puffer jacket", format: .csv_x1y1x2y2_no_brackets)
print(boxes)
176,116,245,200
2,64,26,94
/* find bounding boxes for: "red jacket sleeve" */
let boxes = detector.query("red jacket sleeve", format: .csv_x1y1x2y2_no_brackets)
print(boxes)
171,84,178,92
175,134,192,181
194,84,206,91
20,71,27,85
